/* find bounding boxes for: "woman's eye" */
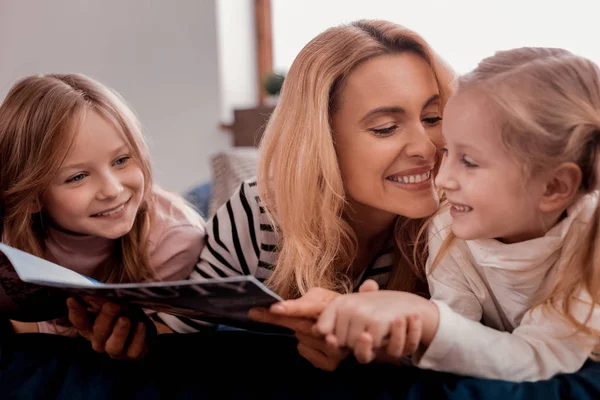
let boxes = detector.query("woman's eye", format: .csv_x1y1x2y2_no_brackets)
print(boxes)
114,156,130,166
370,125,397,136
423,116,442,126
66,173,86,183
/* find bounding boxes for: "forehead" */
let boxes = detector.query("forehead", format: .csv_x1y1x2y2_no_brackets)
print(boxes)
63,110,128,163
442,91,504,149
339,52,439,111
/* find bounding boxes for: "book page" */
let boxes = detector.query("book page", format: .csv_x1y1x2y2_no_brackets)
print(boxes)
0,243,98,287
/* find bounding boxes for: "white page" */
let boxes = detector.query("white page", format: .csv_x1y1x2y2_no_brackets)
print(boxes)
0,243,98,287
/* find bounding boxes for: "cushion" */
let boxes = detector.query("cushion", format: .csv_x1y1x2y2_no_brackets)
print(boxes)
208,147,259,218
184,182,212,219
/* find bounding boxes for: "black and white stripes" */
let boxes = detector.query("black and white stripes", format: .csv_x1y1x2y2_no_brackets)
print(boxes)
159,178,395,333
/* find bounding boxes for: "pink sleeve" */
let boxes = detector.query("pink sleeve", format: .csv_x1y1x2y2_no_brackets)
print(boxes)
150,224,206,282
37,320,78,337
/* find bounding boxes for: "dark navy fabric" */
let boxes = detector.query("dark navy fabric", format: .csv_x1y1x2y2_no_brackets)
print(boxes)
1,330,599,399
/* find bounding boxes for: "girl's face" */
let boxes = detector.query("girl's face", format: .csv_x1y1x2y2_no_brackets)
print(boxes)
435,91,549,243
332,52,443,224
43,110,145,239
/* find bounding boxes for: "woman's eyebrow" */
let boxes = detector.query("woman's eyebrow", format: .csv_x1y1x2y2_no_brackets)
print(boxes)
422,94,440,109
359,106,405,123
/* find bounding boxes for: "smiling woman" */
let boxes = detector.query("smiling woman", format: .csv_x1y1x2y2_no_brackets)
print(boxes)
134,19,455,371
64,18,453,370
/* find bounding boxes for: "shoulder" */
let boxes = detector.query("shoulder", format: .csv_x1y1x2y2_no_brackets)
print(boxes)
428,207,453,244
233,177,261,206
426,207,472,273
217,177,268,221
148,187,206,256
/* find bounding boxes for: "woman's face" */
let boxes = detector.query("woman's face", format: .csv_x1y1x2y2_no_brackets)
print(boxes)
332,52,443,223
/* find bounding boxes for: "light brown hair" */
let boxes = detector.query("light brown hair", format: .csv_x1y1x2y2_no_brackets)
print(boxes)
257,20,454,299
0,73,200,283
433,47,600,336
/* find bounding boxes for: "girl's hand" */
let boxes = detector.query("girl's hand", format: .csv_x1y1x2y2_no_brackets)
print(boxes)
342,313,424,364
315,290,439,358
67,296,158,360
247,280,379,371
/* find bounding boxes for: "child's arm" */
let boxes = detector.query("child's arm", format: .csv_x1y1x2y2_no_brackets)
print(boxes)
10,320,39,333
344,314,424,364
315,291,440,356
426,212,484,323
412,292,600,382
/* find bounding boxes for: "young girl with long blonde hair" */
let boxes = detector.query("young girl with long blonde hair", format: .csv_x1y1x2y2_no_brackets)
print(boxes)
316,47,600,382
0,73,205,355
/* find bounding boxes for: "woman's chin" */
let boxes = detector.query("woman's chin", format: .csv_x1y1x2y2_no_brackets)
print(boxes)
390,197,440,219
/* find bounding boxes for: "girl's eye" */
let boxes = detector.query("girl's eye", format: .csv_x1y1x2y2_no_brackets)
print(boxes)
460,156,478,168
369,125,398,136
66,173,86,184
423,116,442,126
114,156,130,166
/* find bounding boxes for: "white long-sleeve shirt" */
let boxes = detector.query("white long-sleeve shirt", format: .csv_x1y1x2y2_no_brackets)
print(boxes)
414,192,600,382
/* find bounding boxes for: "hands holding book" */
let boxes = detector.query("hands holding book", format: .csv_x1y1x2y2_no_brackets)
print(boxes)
247,279,380,371
66,296,160,360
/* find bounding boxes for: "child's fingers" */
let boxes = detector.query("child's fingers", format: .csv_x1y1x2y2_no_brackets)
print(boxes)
366,320,387,348
386,317,407,358
91,302,122,353
358,279,379,293
334,310,352,347
314,303,338,336
354,332,376,364
125,322,147,360
66,297,93,340
104,317,131,358
82,296,107,313
403,314,422,356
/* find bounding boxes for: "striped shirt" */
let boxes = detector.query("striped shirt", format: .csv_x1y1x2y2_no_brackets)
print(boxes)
158,177,395,333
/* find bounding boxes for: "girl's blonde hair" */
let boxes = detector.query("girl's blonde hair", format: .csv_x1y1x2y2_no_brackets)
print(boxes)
0,73,199,283
257,20,454,299
433,47,600,336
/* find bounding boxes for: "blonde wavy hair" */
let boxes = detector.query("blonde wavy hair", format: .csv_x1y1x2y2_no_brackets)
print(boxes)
0,73,199,283
258,20,454,299
432,47,600,336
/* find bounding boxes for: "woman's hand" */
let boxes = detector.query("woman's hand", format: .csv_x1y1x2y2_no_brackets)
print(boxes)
248,280,380,371
67,296,159,360
314,290,439,364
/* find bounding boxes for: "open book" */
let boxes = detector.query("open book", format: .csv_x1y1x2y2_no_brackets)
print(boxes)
0,243,288,333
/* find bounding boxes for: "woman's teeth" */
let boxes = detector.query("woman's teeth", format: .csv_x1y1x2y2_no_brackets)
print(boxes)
388,171,431,184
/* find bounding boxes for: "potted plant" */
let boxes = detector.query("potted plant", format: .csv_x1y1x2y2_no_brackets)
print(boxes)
263,71,285,104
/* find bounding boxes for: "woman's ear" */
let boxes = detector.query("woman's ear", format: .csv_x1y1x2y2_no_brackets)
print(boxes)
538,162,582,213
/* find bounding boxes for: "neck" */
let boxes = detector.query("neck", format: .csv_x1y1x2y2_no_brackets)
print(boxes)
45,217,89,237
498,208,568,244
345,200,396,253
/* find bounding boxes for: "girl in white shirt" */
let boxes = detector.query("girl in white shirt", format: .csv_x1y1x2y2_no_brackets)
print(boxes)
315,47,600,382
